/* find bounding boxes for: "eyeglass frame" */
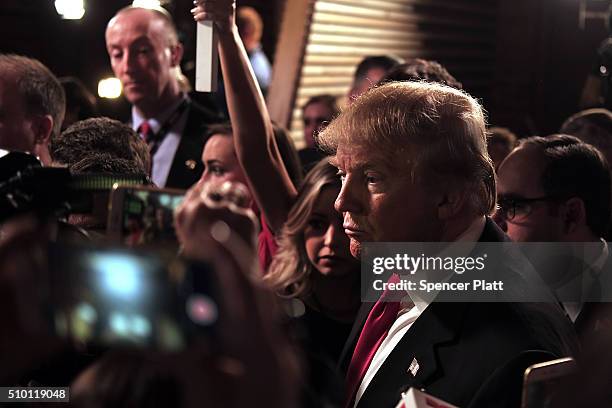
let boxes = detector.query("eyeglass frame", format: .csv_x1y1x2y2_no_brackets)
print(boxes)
496,195,570,221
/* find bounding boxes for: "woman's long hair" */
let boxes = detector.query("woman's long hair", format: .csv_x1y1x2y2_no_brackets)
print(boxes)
265,159,341,297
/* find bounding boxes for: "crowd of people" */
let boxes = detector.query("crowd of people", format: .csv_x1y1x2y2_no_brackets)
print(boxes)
1,0,612,407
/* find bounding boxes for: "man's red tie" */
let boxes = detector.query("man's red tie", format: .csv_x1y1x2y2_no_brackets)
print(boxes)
345,274,401,407
138,121,154,144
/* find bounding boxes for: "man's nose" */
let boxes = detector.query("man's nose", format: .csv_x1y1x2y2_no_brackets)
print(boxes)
118,51,137,75
334,178,363,215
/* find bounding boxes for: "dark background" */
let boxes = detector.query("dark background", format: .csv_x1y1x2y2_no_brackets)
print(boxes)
0,0,608,136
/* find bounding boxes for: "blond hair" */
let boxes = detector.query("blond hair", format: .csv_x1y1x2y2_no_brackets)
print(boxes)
265,160,340,297
318,81,496,215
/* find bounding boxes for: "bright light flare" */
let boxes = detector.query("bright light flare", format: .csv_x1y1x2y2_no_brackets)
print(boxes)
54,0,85,20
132,0,162,8
98,77,122,99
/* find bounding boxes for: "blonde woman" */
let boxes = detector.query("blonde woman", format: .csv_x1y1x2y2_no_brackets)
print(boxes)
192,0,360,361
267,160,360,333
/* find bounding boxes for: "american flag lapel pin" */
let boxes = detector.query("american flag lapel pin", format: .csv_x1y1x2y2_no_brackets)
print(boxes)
408,357,420,377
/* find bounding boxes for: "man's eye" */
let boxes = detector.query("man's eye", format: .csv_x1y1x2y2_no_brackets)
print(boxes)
513,202,531,214
336,170,346,183
111,51,122,59
137,47,151,54
210,166,225,175
365,173,381,184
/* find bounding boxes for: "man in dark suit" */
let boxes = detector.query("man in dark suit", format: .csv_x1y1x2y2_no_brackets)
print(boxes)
317,81,577,408
105,6,220,189
495,134,612,343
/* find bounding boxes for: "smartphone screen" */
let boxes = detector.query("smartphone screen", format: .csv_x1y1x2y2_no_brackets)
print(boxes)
110,187,185,248
47,244,219,351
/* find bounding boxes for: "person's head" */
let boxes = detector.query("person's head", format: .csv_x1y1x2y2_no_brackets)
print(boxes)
560,108,612,165
0,54,65,164
200,123,303,190
50,117,150,231
236,6,264,51
319,81,494,257
348,55,403,103
200,124,249,188
487,126,518,171
379,59,463,89
50,117,150,175
266,160,358,297
72,349,182,408
105,6,183,116
59,77,98,130
495,135,611,242
301,94,339,149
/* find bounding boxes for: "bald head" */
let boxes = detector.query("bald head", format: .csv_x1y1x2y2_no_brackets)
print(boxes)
107,6,178,46
105,6,183,117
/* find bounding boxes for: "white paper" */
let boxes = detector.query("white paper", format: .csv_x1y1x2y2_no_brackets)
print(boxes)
195,21,218,93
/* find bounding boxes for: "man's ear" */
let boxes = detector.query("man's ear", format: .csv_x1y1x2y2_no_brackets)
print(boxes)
169,42,184,68
561,197,586,234
31,114,54,146
437,187,468,220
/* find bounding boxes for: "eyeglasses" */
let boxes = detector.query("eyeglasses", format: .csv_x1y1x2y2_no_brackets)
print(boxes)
496,195,566,221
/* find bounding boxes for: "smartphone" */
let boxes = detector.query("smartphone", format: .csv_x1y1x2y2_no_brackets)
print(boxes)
107,185,185,248
521,357,576,408
46,243,219,351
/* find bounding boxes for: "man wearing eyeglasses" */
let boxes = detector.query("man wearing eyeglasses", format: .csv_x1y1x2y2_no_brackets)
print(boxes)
495,134,612,341
495,134,610,243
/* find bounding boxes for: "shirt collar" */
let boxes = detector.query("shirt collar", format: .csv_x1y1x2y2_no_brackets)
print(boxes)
593,238,608,272
131,94,187,134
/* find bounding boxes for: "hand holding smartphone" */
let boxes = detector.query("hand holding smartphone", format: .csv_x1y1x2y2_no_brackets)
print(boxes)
107,185,185,249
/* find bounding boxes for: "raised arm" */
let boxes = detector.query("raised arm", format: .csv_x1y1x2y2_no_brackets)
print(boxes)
192,1,297,233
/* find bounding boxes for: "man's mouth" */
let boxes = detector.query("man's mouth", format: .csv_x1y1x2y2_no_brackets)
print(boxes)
343,224,367,238
123,80,143,88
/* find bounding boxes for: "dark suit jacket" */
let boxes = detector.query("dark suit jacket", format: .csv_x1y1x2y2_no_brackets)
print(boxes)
340,218,578,408
164,98,221,189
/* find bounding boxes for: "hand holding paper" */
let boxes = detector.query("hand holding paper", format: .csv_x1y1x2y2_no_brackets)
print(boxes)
191,0,236,92
191,0,237,34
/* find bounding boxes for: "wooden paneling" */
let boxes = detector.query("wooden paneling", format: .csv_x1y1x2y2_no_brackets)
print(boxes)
269,0,498,147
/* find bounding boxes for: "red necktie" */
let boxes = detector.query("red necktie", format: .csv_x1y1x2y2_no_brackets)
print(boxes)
345,274,401,407
138,121,154,144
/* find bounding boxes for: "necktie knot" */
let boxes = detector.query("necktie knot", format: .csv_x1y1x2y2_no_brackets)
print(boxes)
138,121,154,144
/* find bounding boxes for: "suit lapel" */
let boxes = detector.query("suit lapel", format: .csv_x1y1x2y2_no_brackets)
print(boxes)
165,101,208,189
357,302,467,407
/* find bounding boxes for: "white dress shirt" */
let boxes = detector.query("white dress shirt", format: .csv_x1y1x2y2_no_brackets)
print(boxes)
132,96,189,187
559,238,608,322
354,216,486,406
